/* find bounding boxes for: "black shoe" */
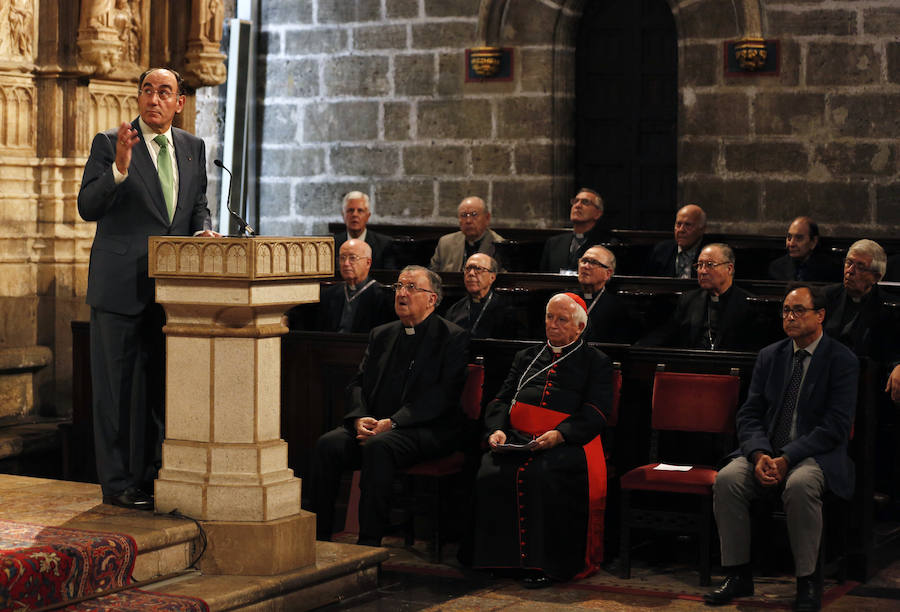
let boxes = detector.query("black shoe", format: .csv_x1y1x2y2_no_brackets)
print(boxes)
103,487,154,511
794,575,821,612
703,572,754,605
519,573,553,589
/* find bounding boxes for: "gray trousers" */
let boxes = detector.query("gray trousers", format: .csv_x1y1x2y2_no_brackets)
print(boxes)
713,456,825,577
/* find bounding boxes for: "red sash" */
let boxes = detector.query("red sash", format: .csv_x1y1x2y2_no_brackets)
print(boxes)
510,401,607,578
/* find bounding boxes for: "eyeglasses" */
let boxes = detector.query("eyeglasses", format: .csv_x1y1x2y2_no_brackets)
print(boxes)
458,211,481,219
781,305,819,319
843,258,872,273
139,87,181,101
570,197,599,208
464,264,493,275
339,254,367,263
693,261,729,270
391,282,436,295
578,257,610,270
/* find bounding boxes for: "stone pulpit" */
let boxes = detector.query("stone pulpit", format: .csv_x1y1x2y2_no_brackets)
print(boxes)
148,236,333,575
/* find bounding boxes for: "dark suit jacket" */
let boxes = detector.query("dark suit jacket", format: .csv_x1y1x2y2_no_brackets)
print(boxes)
345,314,469,443
644,238,705,278
443,290,526,339
334,229,396,270
824,283,900,368
768,251,841,282
637,285,758,351
575,289,636,344
732,334,859,499
539,223,609,273
316,278,395,333
78,119,212,315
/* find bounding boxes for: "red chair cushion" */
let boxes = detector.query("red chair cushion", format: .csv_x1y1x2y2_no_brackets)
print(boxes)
402,451,465,476
619,463,717,496
652,372,739,433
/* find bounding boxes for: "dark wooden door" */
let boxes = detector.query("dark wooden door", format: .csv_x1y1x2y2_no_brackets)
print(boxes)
575,0,677,230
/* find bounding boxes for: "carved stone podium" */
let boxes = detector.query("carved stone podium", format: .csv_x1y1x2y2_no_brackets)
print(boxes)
148,236,333,575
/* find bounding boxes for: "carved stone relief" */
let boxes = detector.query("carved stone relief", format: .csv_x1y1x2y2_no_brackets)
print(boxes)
184,0,227,88
88,81,139,139
0,74,35,151
77,0,146,78
0,0,34,60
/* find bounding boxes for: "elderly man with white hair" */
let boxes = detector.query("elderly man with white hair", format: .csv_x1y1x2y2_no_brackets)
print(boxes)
471,293,613,587
824,239,900,400
333,190,396,269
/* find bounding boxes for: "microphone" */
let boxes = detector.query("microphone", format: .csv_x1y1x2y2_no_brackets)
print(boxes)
214,159,256,236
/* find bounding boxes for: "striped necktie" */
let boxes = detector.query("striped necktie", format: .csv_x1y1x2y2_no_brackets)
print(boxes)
154,134,175,222
771,349,809,451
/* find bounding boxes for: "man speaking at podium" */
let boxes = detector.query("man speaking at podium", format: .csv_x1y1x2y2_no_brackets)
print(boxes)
78,68,218,510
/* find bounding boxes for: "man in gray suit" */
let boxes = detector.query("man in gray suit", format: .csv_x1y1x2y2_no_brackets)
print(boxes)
705,283,858,611
78,68,218,510
429,196,503,272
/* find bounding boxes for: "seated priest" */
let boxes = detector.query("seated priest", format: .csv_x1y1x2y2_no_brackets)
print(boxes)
315,239,394,333
637,243,759,351
302,265,469,546
444,253,526,339
472,293,613,587
574,245,636,343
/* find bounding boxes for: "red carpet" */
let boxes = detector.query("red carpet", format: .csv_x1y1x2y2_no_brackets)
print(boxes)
0,520,207,612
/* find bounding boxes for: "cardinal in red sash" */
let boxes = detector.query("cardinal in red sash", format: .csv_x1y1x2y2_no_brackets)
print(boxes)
472,293,613,587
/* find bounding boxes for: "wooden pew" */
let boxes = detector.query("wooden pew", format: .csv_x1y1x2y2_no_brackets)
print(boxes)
328,222,900,279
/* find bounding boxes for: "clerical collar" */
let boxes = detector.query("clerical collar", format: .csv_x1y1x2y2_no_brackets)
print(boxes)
584,287,605,314
573,232,584,240
708,285,732,302
547,336,581,355
403,312,434,335
349,228,368,242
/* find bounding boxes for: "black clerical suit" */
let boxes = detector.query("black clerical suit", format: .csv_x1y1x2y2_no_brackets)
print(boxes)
78,118,212,497
638,285,758,351
334,229,396,270
768,252,840,282
315,277,395,333
303,314,469,542
824,283,900,366
575,288,636,344
443,290,525,339
540,224,609,273
644,238,706,278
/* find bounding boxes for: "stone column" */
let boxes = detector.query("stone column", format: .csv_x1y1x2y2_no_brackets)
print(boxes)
149,236,333,575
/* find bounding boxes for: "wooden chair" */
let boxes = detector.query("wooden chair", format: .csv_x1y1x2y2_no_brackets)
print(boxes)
618,366,740,586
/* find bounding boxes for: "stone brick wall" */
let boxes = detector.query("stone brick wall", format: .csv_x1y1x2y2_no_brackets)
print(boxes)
201,0,568,235
678,0,900,236
195,0,900,238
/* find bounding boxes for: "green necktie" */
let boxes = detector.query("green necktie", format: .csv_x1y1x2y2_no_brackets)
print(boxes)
154,134,175,222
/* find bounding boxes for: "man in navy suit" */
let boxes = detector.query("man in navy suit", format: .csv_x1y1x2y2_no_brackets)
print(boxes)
705,284,858,611
78,68,217,510
303,266,469,546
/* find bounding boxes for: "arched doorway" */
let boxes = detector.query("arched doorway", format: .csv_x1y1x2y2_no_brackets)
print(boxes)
574,0,677,229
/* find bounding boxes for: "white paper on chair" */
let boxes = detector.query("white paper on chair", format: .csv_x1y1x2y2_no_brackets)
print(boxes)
654,463,693,471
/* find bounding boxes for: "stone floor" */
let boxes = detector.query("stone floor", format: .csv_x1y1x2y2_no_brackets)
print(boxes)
319,525,900,611
1,474,897,610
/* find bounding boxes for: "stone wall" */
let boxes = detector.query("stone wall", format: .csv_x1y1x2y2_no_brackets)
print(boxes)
213,0,898,237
